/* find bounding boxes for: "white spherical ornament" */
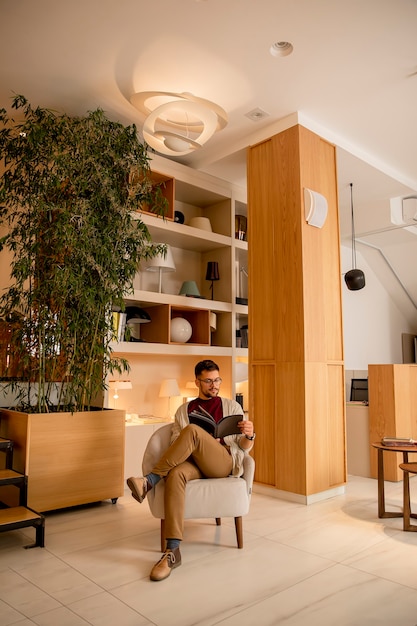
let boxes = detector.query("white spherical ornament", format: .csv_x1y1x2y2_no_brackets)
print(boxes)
170,317,192,343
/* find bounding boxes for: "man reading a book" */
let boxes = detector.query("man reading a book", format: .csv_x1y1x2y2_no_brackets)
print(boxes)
127,359,255,582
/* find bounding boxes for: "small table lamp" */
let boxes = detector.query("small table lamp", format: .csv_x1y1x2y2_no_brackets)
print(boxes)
159,378,181,417
125,306,151,341
179,280,201,297
205,261,219,300
144,244,176,293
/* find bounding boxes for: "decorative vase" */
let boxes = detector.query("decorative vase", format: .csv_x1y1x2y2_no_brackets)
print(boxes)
170,317,192,343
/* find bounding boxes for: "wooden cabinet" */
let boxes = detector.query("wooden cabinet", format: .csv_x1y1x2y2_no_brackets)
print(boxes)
109,154,248,416
369,364,417,481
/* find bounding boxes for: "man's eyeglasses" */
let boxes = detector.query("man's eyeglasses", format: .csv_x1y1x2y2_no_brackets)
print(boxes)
198,377,222,386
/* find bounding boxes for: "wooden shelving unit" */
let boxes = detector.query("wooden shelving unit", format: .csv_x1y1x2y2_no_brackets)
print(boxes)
109,153,248,416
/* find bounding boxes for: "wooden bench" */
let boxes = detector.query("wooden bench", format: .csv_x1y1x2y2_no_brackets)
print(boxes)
0,506,45,548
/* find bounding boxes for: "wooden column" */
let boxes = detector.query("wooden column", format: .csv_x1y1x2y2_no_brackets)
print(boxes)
247,124,346,497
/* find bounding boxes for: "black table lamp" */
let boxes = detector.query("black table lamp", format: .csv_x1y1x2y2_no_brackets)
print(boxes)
205,261,219,300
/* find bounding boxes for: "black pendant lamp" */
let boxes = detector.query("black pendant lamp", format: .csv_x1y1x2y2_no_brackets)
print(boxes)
345,183,365,291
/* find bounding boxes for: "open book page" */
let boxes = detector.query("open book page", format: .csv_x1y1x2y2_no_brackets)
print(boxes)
188,409,242,438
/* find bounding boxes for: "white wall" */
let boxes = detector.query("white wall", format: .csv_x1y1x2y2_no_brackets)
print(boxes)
341,244,413,369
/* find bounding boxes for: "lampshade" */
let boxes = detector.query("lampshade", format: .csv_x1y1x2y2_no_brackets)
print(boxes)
125,306,151,341
206,261,220,300
144,245,176,293
130,91,228,157
205,261,220,281
179,281,201,297
235,362,248,383
144,245,176,272
125,306,151,323
159,378,181,398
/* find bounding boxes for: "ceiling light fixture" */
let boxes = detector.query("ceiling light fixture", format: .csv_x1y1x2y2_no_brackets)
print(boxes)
270,41,293,57
130,91,228,157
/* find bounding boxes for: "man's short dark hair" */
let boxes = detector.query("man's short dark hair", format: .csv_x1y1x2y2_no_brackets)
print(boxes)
195,359,220,378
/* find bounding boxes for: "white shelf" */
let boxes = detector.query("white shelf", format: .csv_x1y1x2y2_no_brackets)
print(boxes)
234,239,248,252
136,213,231,252
124,290,232,313
111,341,233,357
111,153,249,415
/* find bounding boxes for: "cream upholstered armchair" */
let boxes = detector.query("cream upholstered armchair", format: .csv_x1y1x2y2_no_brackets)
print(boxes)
142,423,255,551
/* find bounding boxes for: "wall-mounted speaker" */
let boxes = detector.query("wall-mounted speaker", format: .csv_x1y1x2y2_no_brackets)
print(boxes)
304,187,328,228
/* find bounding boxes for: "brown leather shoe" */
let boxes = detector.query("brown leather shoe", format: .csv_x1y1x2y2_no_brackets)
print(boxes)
126,476,149,503
150,548,181,581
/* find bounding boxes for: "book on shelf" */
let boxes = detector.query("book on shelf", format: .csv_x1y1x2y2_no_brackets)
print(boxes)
109,311,127,342
188,407,242,439
381,437,417,447
117,312,127,342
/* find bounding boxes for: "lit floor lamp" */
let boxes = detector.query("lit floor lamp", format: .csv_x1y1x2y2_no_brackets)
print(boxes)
159,378,181,418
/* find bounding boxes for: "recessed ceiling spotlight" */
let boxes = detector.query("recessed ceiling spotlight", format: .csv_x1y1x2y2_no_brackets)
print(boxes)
245,108,270,122
270,41,293,57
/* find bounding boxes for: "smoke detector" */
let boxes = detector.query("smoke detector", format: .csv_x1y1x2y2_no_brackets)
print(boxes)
245,108,270,122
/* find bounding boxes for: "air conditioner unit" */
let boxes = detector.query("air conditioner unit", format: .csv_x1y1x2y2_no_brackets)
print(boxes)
390,195,417,234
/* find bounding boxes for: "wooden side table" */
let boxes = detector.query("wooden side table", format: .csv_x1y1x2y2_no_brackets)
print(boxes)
399,463,417,531
371,442,417,518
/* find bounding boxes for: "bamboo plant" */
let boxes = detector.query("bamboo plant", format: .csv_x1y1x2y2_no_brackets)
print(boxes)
0,95,167,413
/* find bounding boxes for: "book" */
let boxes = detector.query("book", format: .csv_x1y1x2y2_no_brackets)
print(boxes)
188,407,242,438
117,312,127,342
381,437,417,447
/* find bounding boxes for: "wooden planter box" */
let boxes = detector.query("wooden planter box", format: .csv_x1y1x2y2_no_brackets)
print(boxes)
0,408,125,512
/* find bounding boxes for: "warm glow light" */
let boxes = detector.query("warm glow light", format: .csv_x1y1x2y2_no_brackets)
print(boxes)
130,91,228,156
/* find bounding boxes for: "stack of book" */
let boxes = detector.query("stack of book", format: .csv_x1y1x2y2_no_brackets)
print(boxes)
381,437,417,447
111,311,127,342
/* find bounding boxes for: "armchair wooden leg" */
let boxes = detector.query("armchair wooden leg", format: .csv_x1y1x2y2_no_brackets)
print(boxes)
235,516,243,549
215,518,221,526
160,519,166,552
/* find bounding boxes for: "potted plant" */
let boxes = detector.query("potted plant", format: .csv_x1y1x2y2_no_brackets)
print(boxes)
0,95,167,511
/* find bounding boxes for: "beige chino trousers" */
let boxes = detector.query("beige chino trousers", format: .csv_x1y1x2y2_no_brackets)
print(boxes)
151,423,233,540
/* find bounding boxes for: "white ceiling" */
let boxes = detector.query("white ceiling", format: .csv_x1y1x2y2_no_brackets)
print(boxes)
1,0,417,316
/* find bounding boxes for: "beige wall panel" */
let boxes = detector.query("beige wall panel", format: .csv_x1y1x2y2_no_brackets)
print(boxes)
251,363,276,485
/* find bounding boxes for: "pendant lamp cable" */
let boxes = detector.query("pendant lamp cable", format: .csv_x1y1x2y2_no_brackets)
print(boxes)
350,182,357,270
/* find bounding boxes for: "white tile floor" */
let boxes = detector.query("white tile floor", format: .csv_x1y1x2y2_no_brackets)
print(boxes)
2,475,417,625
